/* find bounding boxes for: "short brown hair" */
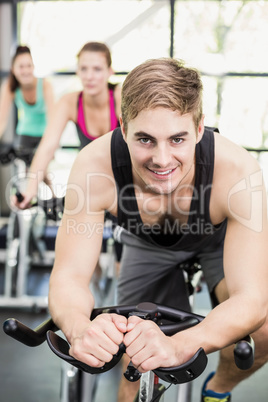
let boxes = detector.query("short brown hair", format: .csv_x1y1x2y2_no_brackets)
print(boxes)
121,58,203,132
77,42,112,67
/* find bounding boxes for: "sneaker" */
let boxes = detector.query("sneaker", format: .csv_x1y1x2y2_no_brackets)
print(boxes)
201,372,231,402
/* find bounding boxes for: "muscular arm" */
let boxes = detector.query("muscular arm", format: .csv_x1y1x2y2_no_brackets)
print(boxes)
172,141,268,364
124,138,268,372
50,196,104,341
48,133,126,366
0,80,14,139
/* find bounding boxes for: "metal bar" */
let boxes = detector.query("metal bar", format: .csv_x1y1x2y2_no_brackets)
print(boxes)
0,295,48,309
139,371,154,402
170,0,175,58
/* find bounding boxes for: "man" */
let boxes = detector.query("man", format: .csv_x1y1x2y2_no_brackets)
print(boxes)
47,58,268,401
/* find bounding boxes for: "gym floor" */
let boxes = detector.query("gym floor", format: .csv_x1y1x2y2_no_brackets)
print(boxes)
0,264,267,402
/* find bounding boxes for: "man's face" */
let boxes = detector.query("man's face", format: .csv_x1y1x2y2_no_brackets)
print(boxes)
121,107,204,195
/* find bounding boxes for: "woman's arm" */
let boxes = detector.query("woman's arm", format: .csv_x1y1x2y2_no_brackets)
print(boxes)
17,92,78,207
42,78,55,125
0,80,14,140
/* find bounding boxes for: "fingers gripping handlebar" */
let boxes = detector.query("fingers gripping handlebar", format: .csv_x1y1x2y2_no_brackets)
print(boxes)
47,302,207,384
3,302,255,385
0,143,64,221
3,302,207,384
47,331,127,375
14,190,65,222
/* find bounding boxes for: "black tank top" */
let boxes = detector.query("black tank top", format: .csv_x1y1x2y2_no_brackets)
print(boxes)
111,127,226,252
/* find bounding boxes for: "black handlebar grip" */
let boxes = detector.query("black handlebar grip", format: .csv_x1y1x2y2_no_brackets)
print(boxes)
15,192,24,203
3,318,51,347
234,336,255,370
154,347,207,384
0,145,16,164
46,331,125,374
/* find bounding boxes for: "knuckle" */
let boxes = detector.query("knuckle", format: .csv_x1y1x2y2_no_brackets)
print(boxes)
146,327,158,337
125,346,132,357
159,352,168,364
115,333,124,344
131,355,139,367
70,345,83,360
107,353,115,363
86,326,98,338
98,360,106,367
110,344,119,356
100,313,110,320
87,356,104,368
140,361,150,372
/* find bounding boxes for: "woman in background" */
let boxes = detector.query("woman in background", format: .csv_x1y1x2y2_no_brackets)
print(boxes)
0,45,54,165
17,41,121,208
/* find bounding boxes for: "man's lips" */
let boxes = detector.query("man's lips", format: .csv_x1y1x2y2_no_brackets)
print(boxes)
147,167,176,177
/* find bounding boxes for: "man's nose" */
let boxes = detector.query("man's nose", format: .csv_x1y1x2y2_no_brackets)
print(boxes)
152,144,172,167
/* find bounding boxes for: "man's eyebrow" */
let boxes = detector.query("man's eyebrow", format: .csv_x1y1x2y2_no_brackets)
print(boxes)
134,131,154,139
133,131,189,139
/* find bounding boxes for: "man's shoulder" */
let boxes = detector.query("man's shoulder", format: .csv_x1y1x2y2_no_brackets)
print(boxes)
214,133,258,175
211,133,262,223
79,130,114,172
69,131,117,213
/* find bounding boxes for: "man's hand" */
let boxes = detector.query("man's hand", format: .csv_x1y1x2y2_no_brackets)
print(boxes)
123,316,181,373
69,313,127,368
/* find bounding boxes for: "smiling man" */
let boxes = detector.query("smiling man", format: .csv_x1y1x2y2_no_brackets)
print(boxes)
48,58,268,402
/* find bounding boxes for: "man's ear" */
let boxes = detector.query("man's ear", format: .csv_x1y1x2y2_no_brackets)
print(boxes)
119,116,127,142
196,115,205,144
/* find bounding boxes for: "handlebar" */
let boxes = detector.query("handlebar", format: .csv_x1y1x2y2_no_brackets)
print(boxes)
0,144,65,221
0,145,34,165
3,317,57,347
0,144,80,165
234,335,255,370
2,302,255,385
14,190,65,221
0,144,16,164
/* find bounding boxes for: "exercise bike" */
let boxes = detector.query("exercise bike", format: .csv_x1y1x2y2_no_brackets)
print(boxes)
3,301,254,402
0,143,117,311
0,143,64,309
